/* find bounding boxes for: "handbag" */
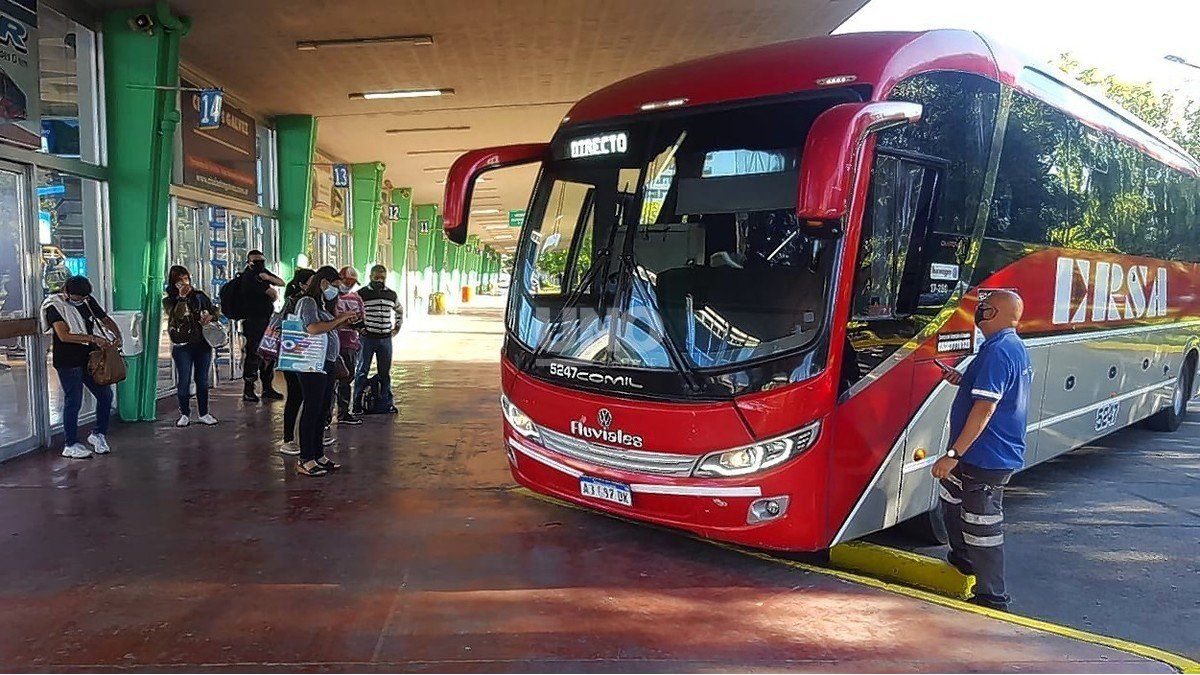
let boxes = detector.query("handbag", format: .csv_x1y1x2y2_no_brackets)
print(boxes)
257,310,288,361
202,321,229,349
84,303,127,386
333,355,351,381
275,319,328,373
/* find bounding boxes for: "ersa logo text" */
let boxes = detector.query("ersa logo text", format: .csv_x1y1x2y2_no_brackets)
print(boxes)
1052,256,1168,325
0,13,28,55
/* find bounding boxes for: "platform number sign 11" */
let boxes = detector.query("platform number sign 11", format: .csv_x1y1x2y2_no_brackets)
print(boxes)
197,89,224,130
332,164,350,189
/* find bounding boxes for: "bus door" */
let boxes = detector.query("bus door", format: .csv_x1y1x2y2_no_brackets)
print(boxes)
835,150,946,538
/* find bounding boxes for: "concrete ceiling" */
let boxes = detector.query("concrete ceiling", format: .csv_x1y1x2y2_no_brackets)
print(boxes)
95,0,868,250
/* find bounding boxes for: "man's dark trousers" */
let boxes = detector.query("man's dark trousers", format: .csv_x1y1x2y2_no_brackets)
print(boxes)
939,462,1013,608
241,317,275,390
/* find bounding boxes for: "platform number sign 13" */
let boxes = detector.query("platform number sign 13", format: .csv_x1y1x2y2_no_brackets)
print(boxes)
332,164,350,189
197,89,224,130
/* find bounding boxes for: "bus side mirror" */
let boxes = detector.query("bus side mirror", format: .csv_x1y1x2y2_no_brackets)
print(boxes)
796,101,923,224
442,143,548,244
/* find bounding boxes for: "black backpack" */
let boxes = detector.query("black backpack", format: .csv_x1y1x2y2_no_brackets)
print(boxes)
218,274,245,320
167,296,202,344
361,374,397,414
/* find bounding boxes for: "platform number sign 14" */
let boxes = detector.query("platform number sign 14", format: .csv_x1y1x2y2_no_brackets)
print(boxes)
197,89,224,130
332,164,350,189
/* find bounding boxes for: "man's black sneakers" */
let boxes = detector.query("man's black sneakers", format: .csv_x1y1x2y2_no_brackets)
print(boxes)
966,594,1010,612
242,384,260,403
262,387,285,401
338,415,364,426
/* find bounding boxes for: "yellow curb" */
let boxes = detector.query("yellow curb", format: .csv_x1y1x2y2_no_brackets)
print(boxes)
829,540,975,599
510,486,1200,674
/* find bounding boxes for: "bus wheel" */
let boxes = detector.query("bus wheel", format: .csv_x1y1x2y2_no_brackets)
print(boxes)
1146,356,1195,433
898,501,949,546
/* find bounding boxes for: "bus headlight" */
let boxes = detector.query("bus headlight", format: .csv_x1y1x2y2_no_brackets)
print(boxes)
500,394,541,443
692,421,820,478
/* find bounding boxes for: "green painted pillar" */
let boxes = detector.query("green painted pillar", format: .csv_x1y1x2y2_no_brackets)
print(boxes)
432,228,447,293
103,2,190,422
350,162,385,274
414,204,437,294
274,115,317,279
390,187,413,279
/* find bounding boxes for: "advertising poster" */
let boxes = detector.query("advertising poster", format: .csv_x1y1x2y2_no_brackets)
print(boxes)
0,0,39,149
180,79,258,201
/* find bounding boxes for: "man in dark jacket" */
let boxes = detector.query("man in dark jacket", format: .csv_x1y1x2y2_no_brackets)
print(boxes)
233,250,284,401
353,264,403,413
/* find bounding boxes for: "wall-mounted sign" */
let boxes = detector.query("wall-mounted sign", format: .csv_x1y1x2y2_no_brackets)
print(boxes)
388,203,401,220
419,219,431,234
311,150,347,226
0,0,40,150
332,164,350,188
508,209,526,227
180,78,258,202
197,88,224,130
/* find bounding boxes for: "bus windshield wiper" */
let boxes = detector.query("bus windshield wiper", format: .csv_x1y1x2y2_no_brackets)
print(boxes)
528,191,631,367
628,270,705,393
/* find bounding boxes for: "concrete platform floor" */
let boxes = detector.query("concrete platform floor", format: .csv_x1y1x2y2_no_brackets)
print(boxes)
873,402,1200,660
0,298,1173,672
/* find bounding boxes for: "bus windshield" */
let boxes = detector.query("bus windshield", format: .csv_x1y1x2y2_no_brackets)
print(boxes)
507,95,850,378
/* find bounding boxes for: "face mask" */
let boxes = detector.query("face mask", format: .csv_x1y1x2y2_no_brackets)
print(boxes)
975,304,997,325
249,260,266,272
370,280,385,289
323,285,339,301
69,299,86,307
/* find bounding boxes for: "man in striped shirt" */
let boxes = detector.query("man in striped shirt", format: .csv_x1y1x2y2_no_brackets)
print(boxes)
353,264,403,414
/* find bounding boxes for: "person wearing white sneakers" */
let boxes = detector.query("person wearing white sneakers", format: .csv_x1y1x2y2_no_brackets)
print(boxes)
164,266,221,428
40,276,122,459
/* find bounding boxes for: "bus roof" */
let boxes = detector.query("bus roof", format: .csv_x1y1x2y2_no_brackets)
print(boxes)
564,29,1200,177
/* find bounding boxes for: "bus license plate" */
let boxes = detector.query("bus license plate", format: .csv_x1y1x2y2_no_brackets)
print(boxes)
579,476,632,506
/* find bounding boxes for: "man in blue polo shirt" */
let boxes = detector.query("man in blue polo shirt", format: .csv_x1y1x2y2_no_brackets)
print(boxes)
932,289,1032,611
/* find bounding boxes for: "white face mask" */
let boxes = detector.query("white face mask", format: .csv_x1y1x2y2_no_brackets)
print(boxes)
323,285,339,301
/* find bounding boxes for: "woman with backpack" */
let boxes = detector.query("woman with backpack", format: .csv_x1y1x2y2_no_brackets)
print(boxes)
163,265,220,428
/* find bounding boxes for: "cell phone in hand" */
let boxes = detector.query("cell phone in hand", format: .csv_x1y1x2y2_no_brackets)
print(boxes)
934,359,956,374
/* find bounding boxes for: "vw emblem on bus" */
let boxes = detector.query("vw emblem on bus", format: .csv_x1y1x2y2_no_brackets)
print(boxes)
597,408,613,429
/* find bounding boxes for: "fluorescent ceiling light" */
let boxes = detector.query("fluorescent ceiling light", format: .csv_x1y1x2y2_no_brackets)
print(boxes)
423,166,451,172
484,225,511,230
297,34,433,51
386,126,471,134
350,88,454,100
471,208,500,215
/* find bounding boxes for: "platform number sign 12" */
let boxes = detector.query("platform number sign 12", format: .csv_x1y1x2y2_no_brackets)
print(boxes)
332,164,350,189
388,203,401,220
197,89,224,130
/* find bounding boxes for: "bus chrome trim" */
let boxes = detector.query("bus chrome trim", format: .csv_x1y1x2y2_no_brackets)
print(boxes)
536,426,699,477
509,438,762,498
1026,377,1175,433
1022,319,1200,348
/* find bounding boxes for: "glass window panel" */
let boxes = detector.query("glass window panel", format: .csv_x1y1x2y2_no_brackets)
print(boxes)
38,5,100,163
38,170,104,424
0,168,35,448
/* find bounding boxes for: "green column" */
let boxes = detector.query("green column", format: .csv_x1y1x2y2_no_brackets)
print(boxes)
432,227,447,293
414,204,437,287
103,2,190,422
274,115,317,279
350,162,385,273
390,187,413,279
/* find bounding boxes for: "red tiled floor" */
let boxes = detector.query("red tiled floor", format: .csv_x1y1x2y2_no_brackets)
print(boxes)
0,299,1171,672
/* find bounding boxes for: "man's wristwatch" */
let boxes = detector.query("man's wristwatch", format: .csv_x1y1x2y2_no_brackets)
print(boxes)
946,448,962,459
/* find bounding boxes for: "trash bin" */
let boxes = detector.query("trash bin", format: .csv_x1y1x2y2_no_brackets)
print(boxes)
429,292,446,315
461,285,473,303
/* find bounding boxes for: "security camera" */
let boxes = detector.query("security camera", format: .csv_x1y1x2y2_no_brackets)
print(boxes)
128,13,154,35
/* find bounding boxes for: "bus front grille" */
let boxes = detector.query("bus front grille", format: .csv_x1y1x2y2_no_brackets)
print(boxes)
536,427,699,477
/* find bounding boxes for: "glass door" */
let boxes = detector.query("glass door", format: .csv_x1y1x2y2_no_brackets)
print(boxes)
0,163,41,458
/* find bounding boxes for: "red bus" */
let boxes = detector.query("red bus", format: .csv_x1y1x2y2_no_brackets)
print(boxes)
442,30,1200,551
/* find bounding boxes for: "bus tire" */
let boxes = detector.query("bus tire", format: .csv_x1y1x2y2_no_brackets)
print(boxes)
898,501,949,546
1146,354,1195,433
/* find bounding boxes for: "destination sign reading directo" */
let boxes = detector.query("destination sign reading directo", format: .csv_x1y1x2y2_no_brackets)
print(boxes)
569,132,628,158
